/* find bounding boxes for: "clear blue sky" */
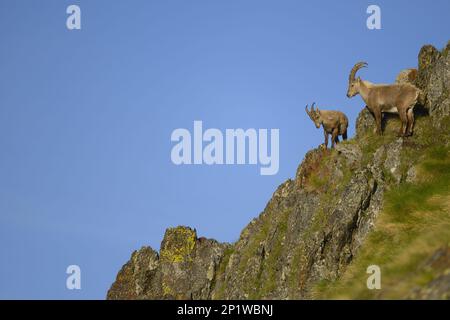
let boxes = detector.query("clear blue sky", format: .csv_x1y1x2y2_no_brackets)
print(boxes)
0,0,448,299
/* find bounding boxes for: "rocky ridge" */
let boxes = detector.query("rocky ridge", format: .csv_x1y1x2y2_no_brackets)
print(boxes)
107,41,450,300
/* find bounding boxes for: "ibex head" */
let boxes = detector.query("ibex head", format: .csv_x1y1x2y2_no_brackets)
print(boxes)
305,102,321,128
347,61,367,98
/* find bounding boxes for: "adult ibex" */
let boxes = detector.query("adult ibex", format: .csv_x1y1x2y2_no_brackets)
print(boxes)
347,62,421,137
305,102,348,148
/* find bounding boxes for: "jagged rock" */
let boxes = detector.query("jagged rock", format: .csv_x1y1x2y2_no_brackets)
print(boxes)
107,226,227,300
355,107,376,138
107,246,160,300
335,143,362,167
416,41,450,124
370,138,405,184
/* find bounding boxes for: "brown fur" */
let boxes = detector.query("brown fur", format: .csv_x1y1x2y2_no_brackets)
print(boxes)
306,103,349,148
347,62,421,137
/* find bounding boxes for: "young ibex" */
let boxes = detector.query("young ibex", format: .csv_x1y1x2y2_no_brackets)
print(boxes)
305,102,348,148
347,62,421,137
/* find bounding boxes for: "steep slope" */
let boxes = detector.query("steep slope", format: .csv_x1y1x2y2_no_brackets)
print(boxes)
107,41,450,300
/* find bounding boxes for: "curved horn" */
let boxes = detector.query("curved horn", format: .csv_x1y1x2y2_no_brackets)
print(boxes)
311,102,316,112
305,104,311,115
349,61,368,83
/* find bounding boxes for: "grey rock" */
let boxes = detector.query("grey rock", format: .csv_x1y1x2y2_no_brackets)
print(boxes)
355,107,376,138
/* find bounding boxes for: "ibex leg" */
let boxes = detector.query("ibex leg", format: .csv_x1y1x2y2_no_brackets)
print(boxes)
398,109,408,137
331,128,338,148
342,129,348,141
374,110,383,135
406,108,415,136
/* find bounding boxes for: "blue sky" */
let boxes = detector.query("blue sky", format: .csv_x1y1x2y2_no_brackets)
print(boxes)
0,0,448,299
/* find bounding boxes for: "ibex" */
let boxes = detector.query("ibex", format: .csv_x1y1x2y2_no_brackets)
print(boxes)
305,102,348,148
347,62,421,137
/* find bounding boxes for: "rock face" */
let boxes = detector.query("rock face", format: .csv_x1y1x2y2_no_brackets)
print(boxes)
416,41,450,122
107,42,450,300
407,246,450,300
107,227,227,299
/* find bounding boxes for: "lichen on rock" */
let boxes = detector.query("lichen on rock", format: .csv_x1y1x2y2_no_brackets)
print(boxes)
160,226,197,263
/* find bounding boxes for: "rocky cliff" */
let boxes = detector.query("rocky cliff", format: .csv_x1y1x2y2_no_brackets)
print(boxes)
107,42,450,300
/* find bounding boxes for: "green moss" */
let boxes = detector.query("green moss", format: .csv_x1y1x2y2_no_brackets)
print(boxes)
212,247,235,299
235,208,291,299
238,222,270,274
218,247,234,276
309,174,328,190
360,133,387,166
307,149,353,193
162,281,174,297
258,211,289,297
287,151,357,297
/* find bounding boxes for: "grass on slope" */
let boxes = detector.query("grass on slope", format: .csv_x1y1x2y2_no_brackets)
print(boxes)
313,118,450,299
